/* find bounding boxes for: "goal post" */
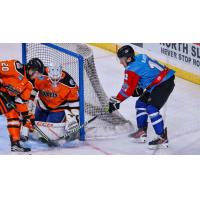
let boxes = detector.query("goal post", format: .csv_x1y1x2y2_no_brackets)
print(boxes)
22,43,134,141
22,43,86,140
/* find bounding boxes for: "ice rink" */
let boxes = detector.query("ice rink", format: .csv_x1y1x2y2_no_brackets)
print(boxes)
1,44,200,154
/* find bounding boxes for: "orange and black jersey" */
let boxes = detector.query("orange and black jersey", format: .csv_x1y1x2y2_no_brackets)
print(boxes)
32,70,79,111
0,60,33,102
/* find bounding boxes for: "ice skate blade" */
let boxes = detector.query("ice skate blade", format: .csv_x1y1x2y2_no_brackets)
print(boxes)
132,137,147,143
148,143,168,150
10,151,32,155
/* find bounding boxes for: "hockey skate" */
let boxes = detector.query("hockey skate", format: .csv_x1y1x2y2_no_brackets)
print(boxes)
11,141,31,152
148,128,168,150
129,127,147,143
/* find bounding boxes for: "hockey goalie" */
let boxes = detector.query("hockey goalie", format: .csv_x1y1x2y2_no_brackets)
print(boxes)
24,60,80,145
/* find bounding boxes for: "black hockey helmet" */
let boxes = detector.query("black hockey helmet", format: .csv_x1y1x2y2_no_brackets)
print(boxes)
117,45,135,60
26,58,44,74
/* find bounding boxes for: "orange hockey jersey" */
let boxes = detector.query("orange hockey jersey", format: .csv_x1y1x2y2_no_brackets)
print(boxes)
33,71,79,111
0,60,33,101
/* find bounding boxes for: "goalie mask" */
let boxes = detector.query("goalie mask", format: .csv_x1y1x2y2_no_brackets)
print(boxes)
48,63,62,86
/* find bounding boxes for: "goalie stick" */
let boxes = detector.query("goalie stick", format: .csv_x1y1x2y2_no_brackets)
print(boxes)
55,115,98,141
54,106,110,142
33,124,58,147
36,108,109,143
1,91,107,144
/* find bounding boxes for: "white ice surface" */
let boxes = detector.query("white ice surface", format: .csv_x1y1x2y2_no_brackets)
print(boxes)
1,44,200,154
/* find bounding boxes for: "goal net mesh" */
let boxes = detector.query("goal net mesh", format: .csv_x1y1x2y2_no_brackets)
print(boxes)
24,43,134,139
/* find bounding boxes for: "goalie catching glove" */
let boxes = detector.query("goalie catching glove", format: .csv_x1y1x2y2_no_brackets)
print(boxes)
108,96,121,113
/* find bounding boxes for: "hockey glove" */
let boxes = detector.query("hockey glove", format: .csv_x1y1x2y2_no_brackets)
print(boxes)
22,113,35,132
108,96,121,113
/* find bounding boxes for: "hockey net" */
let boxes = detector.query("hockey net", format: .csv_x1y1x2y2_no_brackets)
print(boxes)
23,43,134,139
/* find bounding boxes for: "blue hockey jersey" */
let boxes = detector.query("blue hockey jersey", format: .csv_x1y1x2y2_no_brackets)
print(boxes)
116,54,175,101
126,54,175,90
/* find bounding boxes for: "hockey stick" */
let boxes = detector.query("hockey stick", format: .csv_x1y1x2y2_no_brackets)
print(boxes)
0,92,57,146
33,124,58,147
1,88,104,144
0,92,16,110
55,115,98,141
54,106,110,141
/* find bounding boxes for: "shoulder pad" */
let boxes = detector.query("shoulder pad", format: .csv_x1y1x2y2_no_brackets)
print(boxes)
60,71,76,87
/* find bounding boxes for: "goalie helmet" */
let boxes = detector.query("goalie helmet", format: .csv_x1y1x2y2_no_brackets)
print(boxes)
117,45,135,60
27,58,44,74
47,63,62,86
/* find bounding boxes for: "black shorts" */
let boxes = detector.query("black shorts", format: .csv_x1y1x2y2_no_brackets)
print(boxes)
139,75,175,109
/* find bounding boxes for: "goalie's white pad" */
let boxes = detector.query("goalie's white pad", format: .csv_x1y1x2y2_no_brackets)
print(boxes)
30,109,80,142
33,121,66,141
69,109,79,117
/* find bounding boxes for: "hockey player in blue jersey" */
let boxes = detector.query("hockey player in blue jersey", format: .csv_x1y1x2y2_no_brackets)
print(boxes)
108,45,175,149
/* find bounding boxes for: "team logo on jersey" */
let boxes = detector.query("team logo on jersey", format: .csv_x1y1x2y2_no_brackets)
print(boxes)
40,90,57,98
